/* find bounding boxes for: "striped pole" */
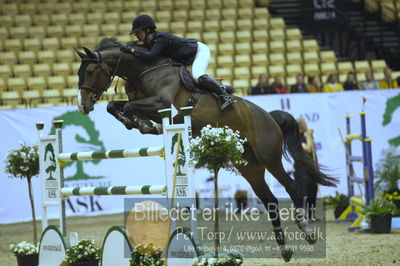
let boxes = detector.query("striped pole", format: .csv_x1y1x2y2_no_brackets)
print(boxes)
58,146,164,162
60,185,167,197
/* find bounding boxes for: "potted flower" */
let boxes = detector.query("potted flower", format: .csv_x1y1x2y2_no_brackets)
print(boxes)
130,243,164,265
5,143,39,245
9,241,39,266
362,198,400,233
65,239,101,266
374,145,400,210
324,191,349,219
193,250,244,266
382,190,400,214
189,125,247,264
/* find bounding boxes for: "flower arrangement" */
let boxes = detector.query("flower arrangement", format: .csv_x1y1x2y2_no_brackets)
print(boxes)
193,250,244,266
323,191,349,219
374,145,400,193
382,191,400,201
362,198,400,233
362,198,399,218
65,239,101,265
5,142,39,179
4,143,40,244
130,243,164,266
9,241,38,256
324,192,349,209
188,125,247,173
189,125,247,263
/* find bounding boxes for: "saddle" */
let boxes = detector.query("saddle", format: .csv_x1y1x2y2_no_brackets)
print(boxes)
179,66,203,93
178,66,235,94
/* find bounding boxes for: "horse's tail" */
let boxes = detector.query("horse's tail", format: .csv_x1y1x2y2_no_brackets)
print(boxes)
269,110,338,187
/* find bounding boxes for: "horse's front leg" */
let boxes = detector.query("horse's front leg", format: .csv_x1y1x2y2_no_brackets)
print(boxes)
122,96,168,135
107,100,162,135
107,101,137,130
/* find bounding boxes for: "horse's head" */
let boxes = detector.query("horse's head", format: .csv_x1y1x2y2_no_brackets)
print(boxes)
75,46,114,115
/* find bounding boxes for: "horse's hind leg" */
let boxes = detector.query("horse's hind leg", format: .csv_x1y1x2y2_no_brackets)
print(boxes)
249,133,317,244
237,160,293,262
265,159,317,244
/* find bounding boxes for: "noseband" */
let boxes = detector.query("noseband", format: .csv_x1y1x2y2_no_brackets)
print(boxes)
79,51,122,103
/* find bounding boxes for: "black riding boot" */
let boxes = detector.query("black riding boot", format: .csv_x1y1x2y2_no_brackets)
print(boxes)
198,75,234,110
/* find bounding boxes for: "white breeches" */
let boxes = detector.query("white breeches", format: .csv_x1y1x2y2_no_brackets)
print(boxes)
192,42,210,81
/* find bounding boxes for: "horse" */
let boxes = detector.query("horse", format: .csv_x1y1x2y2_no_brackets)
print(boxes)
75,38,337,262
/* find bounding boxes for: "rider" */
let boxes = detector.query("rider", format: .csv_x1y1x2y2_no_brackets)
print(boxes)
120,14,234,110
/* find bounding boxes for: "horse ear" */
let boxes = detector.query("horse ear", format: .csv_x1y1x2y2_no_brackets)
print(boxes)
74,47,87,59
82,47,96,59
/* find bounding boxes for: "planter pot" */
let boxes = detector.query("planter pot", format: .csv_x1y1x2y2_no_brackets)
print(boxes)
16,254,38,266
334,205,348,219
370,215,392,234
68,260,99,266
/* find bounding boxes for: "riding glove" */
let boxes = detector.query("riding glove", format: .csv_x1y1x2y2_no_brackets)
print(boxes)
120,44,134,54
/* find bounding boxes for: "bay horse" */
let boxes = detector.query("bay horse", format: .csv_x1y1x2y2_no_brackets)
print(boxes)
75,38,337,262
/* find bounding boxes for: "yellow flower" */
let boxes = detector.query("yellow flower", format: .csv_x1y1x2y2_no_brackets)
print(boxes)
393,191,398,196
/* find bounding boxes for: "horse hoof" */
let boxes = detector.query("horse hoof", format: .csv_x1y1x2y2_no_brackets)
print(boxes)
306,234,318,245
124,123,134,130
297,220,318,245
281,246,293,262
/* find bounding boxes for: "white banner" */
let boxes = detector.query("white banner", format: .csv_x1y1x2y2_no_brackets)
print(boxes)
1,89,399,223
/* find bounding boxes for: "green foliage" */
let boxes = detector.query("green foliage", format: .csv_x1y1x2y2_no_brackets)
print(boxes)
188,125,247,173
374,145,400,193
65,239,101,264
362,198,400,218
9,241,38,256
130,243,163,266
4,143,39,179
323,192,349,209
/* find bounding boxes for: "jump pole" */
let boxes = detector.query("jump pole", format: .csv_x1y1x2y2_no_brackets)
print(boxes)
37,107,196,236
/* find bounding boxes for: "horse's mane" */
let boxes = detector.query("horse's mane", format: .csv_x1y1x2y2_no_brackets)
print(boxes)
95,37,143,52
95,38,121,51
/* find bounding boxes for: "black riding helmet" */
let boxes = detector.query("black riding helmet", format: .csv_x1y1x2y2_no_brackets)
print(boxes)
129,14,157,35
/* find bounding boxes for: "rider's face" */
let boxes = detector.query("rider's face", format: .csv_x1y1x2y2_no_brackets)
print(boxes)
135,30,146,42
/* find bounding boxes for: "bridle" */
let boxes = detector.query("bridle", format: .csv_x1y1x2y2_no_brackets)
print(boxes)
79,51,123,103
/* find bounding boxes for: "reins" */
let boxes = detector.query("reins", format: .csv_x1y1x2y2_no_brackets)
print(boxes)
138,59,175,77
